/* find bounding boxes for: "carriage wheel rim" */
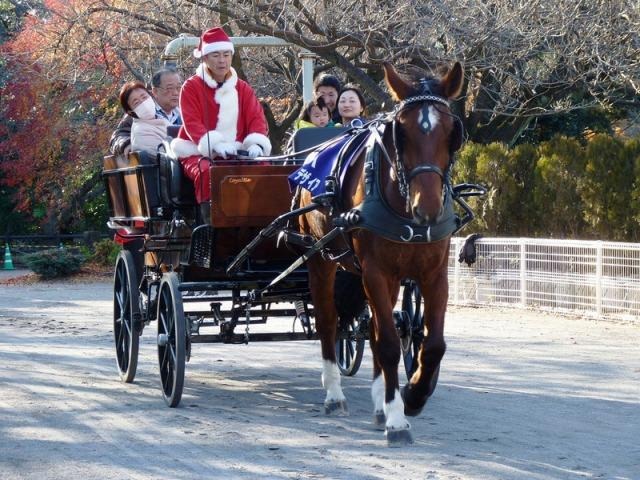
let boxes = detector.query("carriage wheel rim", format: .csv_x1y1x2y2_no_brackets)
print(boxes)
113,252,139,382
335,318,364,376
157,273,185,406
158,286,176,396
114,259,131,372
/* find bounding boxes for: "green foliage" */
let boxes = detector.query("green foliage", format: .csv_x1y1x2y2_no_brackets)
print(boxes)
532,136,586,237
77,193,110,233
23,248,85,279
628,138,640,235
474,142,512,234
89,238,121,267
508,143,538,234
519,106,614,144
455,142,537,235
453,133,640,240
453,141,483,183
0,182,31,235
581,135,634,240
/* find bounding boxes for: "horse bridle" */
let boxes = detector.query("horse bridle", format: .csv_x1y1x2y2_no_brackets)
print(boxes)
386,82,462,212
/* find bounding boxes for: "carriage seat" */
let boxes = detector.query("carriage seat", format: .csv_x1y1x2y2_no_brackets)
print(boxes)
166,124,181,139
102,151,163,221
157,139,196,209
290,127,349,164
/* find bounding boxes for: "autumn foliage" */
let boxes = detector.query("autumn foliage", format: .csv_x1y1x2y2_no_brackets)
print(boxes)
0,2,124,232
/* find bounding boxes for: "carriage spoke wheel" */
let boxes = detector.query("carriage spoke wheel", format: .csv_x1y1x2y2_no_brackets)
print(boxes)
401,281,424,381
157,272,186,408
113,250,140,383
336,311,366,377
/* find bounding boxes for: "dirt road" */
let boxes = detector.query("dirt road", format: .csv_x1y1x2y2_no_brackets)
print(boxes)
0,280,638,479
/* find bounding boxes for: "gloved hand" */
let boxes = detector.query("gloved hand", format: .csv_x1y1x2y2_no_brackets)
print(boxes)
247,144,263,158
212,142,237,159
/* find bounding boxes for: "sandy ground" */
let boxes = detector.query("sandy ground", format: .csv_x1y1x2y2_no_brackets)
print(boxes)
0,278,638,480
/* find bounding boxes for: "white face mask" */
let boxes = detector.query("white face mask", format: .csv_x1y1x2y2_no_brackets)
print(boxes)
133,97,157,120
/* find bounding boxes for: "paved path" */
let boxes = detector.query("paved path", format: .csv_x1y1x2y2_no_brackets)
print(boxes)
0,280,638,479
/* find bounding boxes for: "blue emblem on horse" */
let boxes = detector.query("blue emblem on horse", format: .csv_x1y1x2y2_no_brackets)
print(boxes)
288,132,369,194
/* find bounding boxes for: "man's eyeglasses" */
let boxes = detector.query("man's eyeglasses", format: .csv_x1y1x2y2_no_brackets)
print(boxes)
157,86,180,93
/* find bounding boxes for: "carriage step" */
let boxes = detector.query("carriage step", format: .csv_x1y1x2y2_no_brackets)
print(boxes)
188,225,215,268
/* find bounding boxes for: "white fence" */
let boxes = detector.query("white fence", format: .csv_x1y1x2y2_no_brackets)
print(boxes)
448,237,640,320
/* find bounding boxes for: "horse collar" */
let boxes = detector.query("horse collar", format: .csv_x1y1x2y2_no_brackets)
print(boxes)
338,136,460,244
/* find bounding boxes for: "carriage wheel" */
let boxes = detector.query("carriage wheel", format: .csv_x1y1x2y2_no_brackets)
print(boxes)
113,250,140,383
336,312,366,376
157,272,186,407
401,281,424,381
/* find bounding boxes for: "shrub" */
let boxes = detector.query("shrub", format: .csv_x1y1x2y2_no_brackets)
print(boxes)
23,248,84,279
89,239,121,267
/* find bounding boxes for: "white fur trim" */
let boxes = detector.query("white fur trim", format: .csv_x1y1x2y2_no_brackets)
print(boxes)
196,64,238,90
171,138,200,158
197,131,224,157
195,65,239,145
194,41,234,58
241,133,272,156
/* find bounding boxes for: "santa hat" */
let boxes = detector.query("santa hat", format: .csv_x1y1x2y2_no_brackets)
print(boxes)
193,27,235,58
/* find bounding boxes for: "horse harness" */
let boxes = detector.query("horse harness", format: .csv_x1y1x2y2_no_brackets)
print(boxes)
249,90,478,291
329,85,465,245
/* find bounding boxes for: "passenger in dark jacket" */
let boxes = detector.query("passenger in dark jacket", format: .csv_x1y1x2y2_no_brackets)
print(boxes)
109,68,183,155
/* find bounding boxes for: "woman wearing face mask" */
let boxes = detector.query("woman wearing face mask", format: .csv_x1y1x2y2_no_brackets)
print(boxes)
336,83,367,128
118,81,170,154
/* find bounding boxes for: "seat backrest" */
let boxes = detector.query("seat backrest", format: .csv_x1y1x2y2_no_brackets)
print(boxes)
103,153,150,219
166,125,180,139
290,127,349,163
158,142,196,208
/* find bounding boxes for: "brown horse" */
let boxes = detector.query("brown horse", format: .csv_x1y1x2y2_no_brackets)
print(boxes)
298,61,464,446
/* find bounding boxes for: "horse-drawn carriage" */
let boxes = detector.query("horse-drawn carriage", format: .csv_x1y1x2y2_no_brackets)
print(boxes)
103,57,484,445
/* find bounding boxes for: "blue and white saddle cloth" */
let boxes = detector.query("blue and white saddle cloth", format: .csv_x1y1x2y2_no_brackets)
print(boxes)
288,132,369,195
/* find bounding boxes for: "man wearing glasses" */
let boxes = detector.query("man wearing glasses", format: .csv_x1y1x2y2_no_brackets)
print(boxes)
109,68,183,156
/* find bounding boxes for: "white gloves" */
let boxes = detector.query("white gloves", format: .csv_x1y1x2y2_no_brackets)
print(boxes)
212,142,237,159
247,144,263,158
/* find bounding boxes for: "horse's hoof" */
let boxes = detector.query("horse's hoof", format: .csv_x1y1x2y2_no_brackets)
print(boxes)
385,428,414,447
401,385,425,417
324,399,349,416
373,410,386,430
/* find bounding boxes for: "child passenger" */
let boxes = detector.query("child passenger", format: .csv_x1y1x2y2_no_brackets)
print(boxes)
295,97,332,129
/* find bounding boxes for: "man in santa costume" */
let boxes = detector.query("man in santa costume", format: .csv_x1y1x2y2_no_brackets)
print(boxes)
171,27,272,223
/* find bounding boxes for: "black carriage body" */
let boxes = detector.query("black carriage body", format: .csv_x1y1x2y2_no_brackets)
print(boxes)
102,127,420,407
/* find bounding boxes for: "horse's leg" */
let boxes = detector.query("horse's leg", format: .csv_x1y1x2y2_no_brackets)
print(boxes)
307,256,346,415
362,268,412,446
403,270,448,416
369,327,386,429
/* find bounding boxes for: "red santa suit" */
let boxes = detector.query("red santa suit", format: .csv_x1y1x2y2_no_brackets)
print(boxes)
171,64,272,203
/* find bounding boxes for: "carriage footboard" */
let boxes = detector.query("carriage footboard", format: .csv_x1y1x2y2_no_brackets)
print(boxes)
252,226,343,298
225,202,322,274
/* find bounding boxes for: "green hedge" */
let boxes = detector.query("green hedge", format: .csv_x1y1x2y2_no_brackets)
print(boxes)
23,248,85,279
453,134,640,241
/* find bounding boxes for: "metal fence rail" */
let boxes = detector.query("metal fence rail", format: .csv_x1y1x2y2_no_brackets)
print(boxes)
449,237,640,320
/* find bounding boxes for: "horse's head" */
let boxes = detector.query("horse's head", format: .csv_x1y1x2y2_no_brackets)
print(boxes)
383,62,464,225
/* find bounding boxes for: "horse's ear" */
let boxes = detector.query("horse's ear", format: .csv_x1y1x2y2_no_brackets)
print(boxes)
442,62,464,100
383,62,412,102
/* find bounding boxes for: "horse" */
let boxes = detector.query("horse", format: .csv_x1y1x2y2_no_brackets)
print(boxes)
297,60,464,446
